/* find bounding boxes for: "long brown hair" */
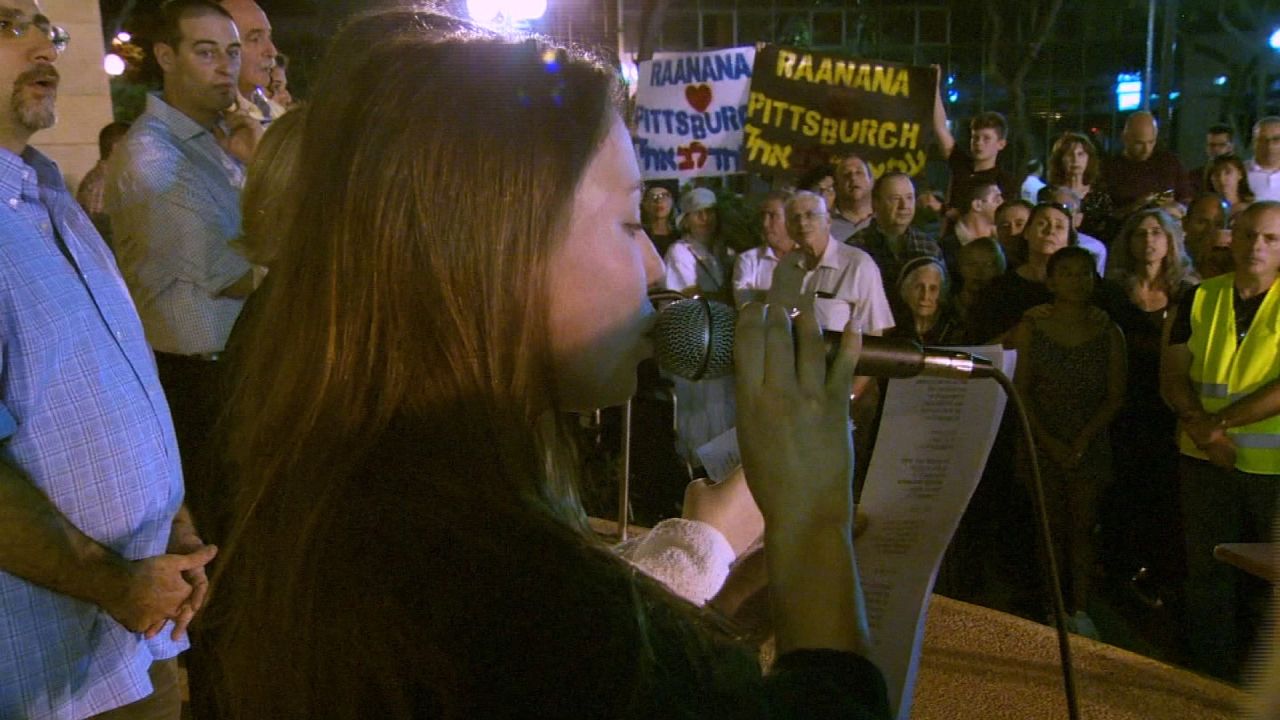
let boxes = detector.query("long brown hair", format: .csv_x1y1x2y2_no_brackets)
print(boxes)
210,9,626,714
1106,208,1197,293
237,104,305,266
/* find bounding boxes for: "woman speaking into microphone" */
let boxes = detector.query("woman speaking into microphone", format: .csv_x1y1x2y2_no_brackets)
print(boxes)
209,9,885,718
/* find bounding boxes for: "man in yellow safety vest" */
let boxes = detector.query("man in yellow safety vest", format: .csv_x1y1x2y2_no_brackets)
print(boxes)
1162,200,1280,681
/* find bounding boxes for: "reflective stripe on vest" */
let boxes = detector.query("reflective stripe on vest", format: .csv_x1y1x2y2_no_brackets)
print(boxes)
1180,274,1280,474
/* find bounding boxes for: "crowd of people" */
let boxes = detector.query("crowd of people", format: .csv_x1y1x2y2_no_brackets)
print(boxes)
645,92,1280,682
0,0,1277,718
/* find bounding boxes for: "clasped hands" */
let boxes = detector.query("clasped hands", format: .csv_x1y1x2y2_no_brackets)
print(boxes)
101,518,217,642
1183,409,1237,470
1039,435,1091,469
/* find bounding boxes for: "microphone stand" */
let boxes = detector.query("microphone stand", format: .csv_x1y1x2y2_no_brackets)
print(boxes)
615,399,632,543
991,367,1081,720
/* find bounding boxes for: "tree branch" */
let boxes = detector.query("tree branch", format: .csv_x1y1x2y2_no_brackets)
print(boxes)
983,0,1008,84
1011,0,1064,87
636,0,669,63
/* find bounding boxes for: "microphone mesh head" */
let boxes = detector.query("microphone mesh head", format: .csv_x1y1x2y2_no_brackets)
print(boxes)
653,297,736,380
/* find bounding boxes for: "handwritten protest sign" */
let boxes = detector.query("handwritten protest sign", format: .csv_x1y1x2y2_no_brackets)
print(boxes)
633,46,755,179
743,46,937,180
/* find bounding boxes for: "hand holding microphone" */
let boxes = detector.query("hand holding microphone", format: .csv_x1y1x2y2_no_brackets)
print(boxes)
734,300,861,529
733,299,873,655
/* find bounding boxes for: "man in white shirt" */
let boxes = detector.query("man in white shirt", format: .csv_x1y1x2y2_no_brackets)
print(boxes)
774,191,895,486
1020,158,1046,203
771,191,894,338
732,190,794,306
1247,117,1280,202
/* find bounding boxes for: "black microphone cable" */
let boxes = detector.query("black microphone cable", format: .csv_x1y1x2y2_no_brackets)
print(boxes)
989,367,1081,720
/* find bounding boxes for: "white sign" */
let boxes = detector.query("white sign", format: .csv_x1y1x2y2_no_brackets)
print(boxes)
633,47,755,180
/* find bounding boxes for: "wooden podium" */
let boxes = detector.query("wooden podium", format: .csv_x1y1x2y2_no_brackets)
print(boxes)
910,596,1245,719
590,518,1245,718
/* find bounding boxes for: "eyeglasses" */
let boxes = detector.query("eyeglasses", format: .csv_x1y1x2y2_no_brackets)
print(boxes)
1034,201,1075,218
0,14,70,53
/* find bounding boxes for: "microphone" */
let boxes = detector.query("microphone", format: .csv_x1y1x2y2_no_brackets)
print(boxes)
651,295,995,381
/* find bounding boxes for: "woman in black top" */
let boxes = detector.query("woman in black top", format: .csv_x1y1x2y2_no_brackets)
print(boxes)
1048,132,1117,244
1099,209,1198,602
968,202,1128,344
208,10,888,719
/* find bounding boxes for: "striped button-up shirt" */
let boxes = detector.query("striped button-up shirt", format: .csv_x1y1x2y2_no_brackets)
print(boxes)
0,146,186,719
106,92,250,355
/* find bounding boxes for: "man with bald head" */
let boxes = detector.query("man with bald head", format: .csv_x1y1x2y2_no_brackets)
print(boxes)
1101,110,1192,214
1247,117,1280,202
1162,200,1280,681
218,0,285,122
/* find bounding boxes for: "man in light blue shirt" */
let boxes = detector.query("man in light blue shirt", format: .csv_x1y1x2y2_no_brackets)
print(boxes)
0,2,216,718
107,1,256,359
106,0,260,545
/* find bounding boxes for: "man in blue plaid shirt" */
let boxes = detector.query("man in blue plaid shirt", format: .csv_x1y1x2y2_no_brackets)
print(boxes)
0,2,216,718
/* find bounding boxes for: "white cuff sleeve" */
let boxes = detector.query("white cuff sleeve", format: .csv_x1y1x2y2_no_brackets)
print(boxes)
617,518,736,605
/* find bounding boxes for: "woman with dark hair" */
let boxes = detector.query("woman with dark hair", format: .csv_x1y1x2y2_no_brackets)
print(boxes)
641,183,679,256
1206,153,1256,215
236,106,306,269
954,236,1007,327
1010,246,1127,637
1048,132,1116,243
798,162,837,214
994,197,1033,267
210,9,885,719
968,202,1080,343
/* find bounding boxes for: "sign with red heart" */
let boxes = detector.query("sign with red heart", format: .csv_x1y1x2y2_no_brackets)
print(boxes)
685,84,712,113
634,47,756,179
